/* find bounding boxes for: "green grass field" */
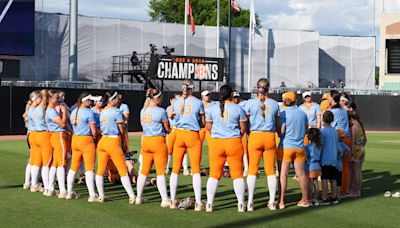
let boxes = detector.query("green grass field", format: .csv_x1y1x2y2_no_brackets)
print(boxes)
0,133,400,227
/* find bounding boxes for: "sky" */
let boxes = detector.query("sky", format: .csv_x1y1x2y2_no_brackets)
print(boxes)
38,0,400,64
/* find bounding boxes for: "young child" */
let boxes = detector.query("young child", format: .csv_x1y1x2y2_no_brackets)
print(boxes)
336,131,350,202
305,128,322,206
320,111,340,205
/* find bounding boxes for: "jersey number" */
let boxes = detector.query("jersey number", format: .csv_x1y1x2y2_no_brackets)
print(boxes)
180,104,192,116
142,114,153,124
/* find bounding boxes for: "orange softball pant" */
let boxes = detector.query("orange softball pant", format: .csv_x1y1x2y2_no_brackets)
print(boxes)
208,138,243,180
35,131,53,167
167,128,177,155
248,132,276,176
342,136,352,194
50,132,68,168
172,129,202,175
96,136,128,177
199,127,211,144
28,132,42,167
70,135,96,172
141,136,167,176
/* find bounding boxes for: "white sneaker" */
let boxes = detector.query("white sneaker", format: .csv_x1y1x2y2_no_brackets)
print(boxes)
206,203,214,212
247,202,254,211
238,203,246,212
45,189,55,197
66,191,79,200
129,197,136,205
170,199,178,209
194,202,204,211
23,183,30,190
88,195,98,203
97,196,107,203
30,184,40,193
267,202,277,211
134,197,143,205
183,169,190,176
160,199,171,208
38,185,45,193
42,189,48,196
58,191,67,199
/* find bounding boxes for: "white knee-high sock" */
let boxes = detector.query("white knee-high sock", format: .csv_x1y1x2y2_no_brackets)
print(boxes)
169,173,179,201
121,176,135,199
233,178,245,205
206,177,218,204
30,165,40,186
24,164,32,186
139,154,143,172
136,174,147,198
166,155,172,171
41,166,49,190
247,175,257,204
243,155,249,172
95,175,104,197
67,170,76,194
267,175,278,204
85,171,96,197
57,167,66,193
157,175,169,202
192,174,202,203
48,166,57,191
182,154,188,170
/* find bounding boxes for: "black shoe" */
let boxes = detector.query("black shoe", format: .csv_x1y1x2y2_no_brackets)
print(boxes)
320,199,331,206
330,197,340,205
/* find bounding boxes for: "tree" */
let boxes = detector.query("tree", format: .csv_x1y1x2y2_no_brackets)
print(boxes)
149,0,261,28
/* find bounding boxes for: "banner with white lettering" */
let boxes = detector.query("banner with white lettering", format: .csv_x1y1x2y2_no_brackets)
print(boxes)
153,55,224,81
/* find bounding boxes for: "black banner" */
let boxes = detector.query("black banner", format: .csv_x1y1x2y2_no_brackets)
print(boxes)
153,55,224,81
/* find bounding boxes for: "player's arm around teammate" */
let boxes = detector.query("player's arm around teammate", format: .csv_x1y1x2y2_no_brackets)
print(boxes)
245,78,280,211
66,92,99,202
136,88,171,207
205,85,248,212
45,90,69,198
169,80,205,211
95,91,136,204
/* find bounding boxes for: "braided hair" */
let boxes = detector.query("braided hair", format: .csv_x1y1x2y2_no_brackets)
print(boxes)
219,85,233,118
257,78,270,118
179,79,193,115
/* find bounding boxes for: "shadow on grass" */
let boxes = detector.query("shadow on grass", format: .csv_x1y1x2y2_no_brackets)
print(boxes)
206,169,400,228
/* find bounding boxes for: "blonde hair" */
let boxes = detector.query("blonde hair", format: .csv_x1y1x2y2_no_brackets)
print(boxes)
180,79,193,115
39,89,49,118
23,90,40,128
257,78,270,118
143,88,161,109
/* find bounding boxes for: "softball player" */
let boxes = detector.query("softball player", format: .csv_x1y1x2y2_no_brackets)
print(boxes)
170,80,205,211
299,91,321,129
95,91,136,204
233,91,249,177
245,78,280,211
45,90,69,198
136,88,171,207
166,93,180,174
205,85,248,212
66,92,99,202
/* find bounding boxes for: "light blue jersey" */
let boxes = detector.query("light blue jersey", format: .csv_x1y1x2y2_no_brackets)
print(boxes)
205,103,247,138
120,103,130,114
100,107,124,136
45,107,65,132
337,142,350,171
173,96,204,131
305,143,322,173
331,107,350,137
244,98,279,132
278,104,286,149
92,107,102,128
71,107,96,136
141,106,168,136
27,107,36,131
299,103,321,127
282,106,308,149
34,105,48,131
166,105,176,127
320,126,339,166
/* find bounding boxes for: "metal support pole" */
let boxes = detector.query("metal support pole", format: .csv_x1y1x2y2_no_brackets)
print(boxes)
68,0,78,81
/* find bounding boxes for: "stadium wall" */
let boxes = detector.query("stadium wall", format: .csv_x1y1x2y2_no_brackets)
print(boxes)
1,86,399,135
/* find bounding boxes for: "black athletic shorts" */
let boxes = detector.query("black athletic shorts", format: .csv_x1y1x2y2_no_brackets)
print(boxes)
335,169,342,186
321,165,336,180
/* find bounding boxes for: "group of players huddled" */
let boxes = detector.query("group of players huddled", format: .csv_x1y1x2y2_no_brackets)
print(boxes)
22,78,366,212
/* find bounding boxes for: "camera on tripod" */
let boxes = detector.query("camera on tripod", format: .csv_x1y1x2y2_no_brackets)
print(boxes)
163,46,175,56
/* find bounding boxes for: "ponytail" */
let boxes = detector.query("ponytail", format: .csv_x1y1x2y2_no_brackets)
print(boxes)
256,78,270,118
143,88,161,110
219,85,233,118
74,92,90,126
180,80,193,115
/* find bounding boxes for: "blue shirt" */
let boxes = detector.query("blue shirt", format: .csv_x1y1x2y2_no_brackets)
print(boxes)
206,103,247,138
141,106,168,136
34,105,48,131
305,143,322,173
278,104,286,149
331,108,350,137
244,98,279,132
282,106,308,149
92,107,102,128
299,103,321,127
70,107,96,136
337,142,350,171
27,107,36,131
100,107,124,136
166,105,176,127
120,103,130,114
320,126,339,166
45,107,66,132
173,97,204,131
